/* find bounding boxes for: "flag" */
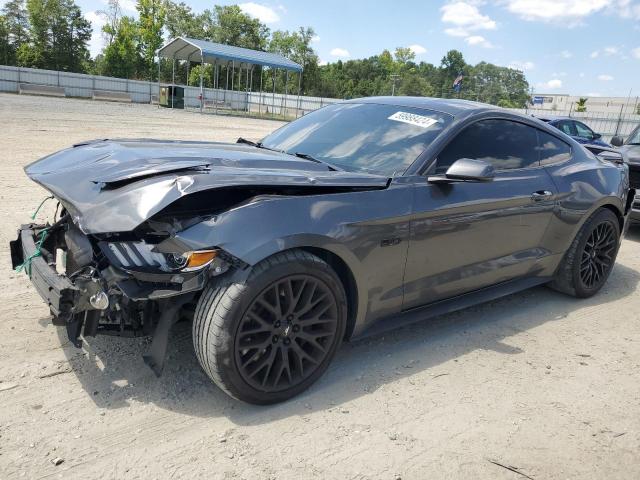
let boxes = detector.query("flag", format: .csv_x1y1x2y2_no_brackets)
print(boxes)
453,73,464,93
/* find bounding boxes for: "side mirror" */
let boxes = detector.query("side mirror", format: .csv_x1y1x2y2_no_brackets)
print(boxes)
611,136,624,147
593,133,602,140
429,158,495,184
596,150,624,165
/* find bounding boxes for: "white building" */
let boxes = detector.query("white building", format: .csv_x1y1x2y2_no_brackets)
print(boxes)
530,93,639,115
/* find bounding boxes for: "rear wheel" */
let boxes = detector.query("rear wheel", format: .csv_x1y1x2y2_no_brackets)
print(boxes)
193,250,347,404
551,208,620,298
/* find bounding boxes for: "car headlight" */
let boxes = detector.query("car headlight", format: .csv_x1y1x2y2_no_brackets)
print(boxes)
165,250,218,272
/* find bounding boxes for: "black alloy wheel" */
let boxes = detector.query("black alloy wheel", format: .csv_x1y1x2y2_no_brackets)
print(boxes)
234,274,339,392
579,221,617,289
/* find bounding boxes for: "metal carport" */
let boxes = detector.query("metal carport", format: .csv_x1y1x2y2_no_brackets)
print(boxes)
157,37,303,115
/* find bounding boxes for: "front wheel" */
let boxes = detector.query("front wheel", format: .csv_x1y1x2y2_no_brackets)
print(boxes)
193,250,347,404
550,208,620,298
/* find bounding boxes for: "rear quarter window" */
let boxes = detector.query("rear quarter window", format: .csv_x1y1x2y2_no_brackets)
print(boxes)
537,130,572,165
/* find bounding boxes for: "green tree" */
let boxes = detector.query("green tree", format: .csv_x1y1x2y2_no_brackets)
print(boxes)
269,26,318,93
576,97,588,112
137,0,165,80
188,63,213,87
0,0,29,64
164,1,204,38
99,16,141,78
0,16,10,65
204,5,269,50
394,46,415,65
18,0,91,72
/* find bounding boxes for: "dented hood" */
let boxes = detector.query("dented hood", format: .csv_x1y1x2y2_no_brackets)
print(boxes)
25,139,389,234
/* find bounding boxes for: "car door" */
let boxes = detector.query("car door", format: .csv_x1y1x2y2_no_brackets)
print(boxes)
402,118,558,310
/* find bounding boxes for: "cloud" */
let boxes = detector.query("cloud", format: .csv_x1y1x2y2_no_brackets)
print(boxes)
586,92,602,96
444,27,471,37
441,1,497,37
612,0,640,19
318,59,327,66
118,0,137,13
239,2,280,23
84,11,105,59
633,47,640,58
590,46,621,58
509,60,535,71
502,0,610,23
539,78,563,89
330,48,350,58
465,35,493,47
560,50,573,58
598,74,614,80
408,44,427,55
311,35,320,43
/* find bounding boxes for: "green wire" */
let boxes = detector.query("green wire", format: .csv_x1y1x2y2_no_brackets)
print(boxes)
15,228,49,276
16,196,58,275
30,195,54,220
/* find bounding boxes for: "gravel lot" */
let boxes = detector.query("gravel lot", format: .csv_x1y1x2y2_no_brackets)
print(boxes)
0,93,639,480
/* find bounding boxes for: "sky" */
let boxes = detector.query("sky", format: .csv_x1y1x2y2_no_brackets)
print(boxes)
8,0,640,96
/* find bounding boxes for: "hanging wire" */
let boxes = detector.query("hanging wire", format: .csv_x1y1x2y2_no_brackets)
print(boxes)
14,228,50,276
30,195,54,220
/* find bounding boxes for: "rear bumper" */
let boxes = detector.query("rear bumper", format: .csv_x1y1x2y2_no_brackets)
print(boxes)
10,225,80,320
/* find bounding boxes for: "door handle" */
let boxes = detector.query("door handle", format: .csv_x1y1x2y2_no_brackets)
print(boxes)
531,190,553,201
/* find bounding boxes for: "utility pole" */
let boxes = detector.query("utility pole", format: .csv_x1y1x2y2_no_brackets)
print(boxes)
390,74,400,96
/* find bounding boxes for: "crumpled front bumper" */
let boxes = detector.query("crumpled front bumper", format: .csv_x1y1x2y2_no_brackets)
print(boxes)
10,224,221,374
10,224,80,321
10,224,213,347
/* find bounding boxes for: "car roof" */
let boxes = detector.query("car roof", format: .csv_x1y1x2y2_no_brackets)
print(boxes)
535,115,572,122
343,96,497,116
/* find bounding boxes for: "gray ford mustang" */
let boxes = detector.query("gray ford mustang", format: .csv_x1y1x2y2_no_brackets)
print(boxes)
11,97,633,404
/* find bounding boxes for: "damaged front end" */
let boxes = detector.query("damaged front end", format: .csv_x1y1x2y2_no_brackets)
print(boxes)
10,212,240,375
12,138,389,376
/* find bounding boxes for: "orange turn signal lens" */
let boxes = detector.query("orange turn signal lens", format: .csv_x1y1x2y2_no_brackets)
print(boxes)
184,250,218,271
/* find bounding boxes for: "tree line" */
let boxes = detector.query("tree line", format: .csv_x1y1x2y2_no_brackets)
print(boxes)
0,0,531,107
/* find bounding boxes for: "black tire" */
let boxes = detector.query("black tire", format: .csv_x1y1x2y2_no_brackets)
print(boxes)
193,249,347,404
550,208,620,298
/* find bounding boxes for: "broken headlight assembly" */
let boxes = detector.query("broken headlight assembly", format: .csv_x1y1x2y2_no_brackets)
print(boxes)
165,250,218,272
105,241,229,275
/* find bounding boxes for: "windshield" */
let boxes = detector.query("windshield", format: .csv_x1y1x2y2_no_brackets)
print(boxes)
261,103,453,176
628,127,640,145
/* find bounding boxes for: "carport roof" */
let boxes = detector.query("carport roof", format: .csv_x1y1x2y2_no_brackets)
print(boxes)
157,37,303,72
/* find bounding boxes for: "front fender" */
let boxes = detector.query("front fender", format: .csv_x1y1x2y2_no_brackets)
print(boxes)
156,185,413,336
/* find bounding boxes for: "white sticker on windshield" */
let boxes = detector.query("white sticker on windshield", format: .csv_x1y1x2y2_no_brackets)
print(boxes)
388,111,438,129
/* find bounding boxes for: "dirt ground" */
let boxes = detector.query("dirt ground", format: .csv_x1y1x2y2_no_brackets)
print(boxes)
0,93,639,480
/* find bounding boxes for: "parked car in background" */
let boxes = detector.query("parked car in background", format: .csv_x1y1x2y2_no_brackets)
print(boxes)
612,125,640,222
538,116,611,148
11,98,633,404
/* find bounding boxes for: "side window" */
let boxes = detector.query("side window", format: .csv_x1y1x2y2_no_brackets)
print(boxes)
537,130,572,165
557,121,574,136
436,119,539,172
574,122,594,140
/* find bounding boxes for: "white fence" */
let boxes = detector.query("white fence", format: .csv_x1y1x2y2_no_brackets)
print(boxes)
0,64,340,118
518,107,640,141
0,65,156,103
0,64,638,139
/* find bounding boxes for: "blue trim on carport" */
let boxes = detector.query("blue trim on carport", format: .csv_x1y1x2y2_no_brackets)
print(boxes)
157,37,302,72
